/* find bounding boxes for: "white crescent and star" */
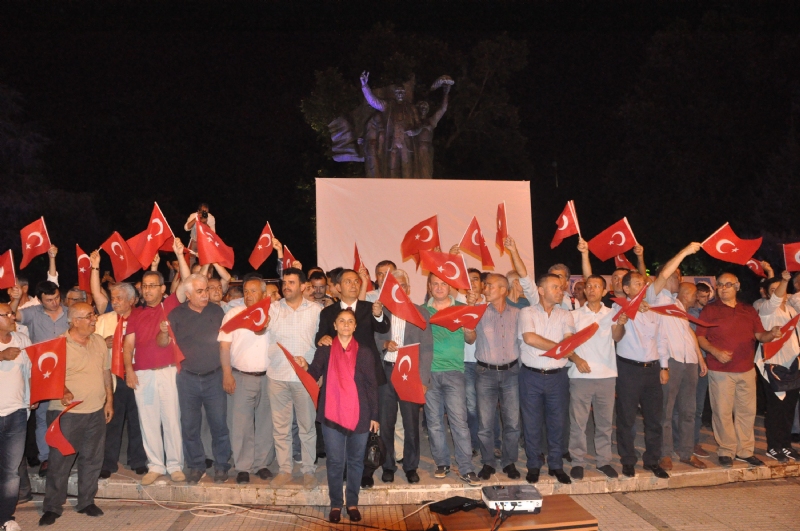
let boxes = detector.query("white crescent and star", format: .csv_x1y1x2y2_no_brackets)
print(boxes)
110,242,124,260
397,355,412,379
38,352,58,378
0,267,4,278
715,239,737,253
443,261,460,280
557,215,569,231
665,309,683,316
609,231,626,246
78,253,90,274
794,250,800,265
471,229,480,246
149,218,164,239
746,259,759,269
259,233,272,248
391,285,404,304
463,313,479,319
251,308,267,327
27,231,44,248
418,226,433,243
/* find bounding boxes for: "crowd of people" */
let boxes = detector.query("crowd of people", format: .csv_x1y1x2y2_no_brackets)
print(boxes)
1,203,800,529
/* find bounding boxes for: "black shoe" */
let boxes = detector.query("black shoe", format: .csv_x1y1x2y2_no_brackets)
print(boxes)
718,456,733,467
213,469,227,483
28,456,40,467
766,448,789,463
18,493,33,504
381,469,395,483
477,464,495,480
329,508,341,523
434,465,450,478
598,465,618,479
459,472,482,486
361,476,374,489
205,458,213,469
134,466,148,475
347,507,362,522
78,504,104,517
735,455,764,467
397,458,404,465
548,468,572,484
525,468,540,484
503,464,520,480
570,466,584,480
256,468,272,480
316,451,327,459
99,470,111,479
406,470,420,484
186,469,205,485
792,433,800,443
643,464,670,479
38,460,48,478
563,451,572,463
236,472,250,484
622,465,636,477
39,511,60,526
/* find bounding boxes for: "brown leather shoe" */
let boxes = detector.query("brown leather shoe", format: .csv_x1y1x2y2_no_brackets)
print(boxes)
658,457,673,471
680,455,707,469
693,444,710,458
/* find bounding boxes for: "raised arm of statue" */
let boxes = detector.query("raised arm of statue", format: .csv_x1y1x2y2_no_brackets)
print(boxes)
429,86,450,128
360,71,387,112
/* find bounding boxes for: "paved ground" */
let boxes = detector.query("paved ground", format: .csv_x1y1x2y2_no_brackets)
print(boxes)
10,478,800,530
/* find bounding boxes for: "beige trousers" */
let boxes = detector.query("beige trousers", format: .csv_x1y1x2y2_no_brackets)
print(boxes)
708,368,756,458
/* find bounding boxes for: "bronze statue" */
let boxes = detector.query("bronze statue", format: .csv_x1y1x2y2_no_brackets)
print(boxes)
406,77,451,179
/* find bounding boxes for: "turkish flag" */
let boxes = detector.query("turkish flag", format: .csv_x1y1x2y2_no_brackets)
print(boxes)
0,250,17,290
75,245,92,293
495,202,508,253
783,242,800,273
400,215,440,265
550,201,580,249
28,337,67,405
101,232,141,282
134,203,173,269
196,222,234,269
745,259,767,278
353,243,372,285
282,245,297,271
701,222,761,266
542,322,599,359
390,343,426,404
45,400,83,456
219,298,271,334
588,218,637,262
162,305,185,372
19,217,51,269
378,273,427,330
611,284,647,322
430,303,488,332
649,304,717,328
615,254,636,271
459,217,495,269
763,313,800,360
278,343,319,408
248,221,274,270
111,314,126,380
419,249,470,291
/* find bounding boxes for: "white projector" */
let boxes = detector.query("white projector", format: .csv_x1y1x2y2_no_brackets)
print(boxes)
481,485,543,515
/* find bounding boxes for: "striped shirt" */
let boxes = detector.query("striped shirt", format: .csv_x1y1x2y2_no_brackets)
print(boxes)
266,298,321,382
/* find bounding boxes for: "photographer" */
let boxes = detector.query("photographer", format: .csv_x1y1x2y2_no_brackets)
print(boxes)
183,203,216,266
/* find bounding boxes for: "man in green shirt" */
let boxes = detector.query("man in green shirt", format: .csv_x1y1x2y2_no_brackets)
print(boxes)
424,274,481,486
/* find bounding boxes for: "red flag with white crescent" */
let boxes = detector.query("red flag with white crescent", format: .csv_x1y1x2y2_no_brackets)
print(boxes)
588,218,637,262
111,314,127,380
28,337,67,405
378,273,427,330
783,243,800,273
429,303,488,332
614,254,636,271
219,298,271,334
0,250,17,290
550,201,580,249
400,215,440,265
76,245,92,292
745,259,767,278
45,400,83,456
249,221,275,270
649,304,717,328
101,232,141,281
278,343,319,409
701,222,761,266
611,284,648,322
282,245,297,271
419,249,470,291
459,217,495,269
542,322,599,359
391,343,426,404
19,217,52,269
763,313,800,360
196,222,235,269
135,202,173,269
495,202,508,253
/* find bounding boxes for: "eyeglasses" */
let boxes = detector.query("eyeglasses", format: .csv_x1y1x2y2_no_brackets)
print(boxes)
75,313,98,320
716,282,737,289
141,284,163,289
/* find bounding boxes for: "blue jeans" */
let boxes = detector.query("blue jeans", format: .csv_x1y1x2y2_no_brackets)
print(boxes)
463,362,480,451
476,363,520,468
424,371,474,474
519,368,569,470
321,424,368,509
0,408,27,525
176,369,232,472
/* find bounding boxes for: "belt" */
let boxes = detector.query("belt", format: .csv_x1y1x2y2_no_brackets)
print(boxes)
616,356,659,368
477,359,518,371
383,360,396,367
182,366,222,377
233,368,267,377
522,365,565,375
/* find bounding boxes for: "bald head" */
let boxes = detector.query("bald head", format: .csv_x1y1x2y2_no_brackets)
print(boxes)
677,282,697,309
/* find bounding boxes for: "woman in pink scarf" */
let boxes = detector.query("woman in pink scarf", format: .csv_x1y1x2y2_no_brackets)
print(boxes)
297,308,379,523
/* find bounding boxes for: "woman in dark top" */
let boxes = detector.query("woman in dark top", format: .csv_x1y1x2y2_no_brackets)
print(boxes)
296,308,379,523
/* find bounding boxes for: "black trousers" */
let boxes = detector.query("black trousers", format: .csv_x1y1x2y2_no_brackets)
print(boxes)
379,361,421,473
764,382,800,451
103,377,147,472
615,361,663,467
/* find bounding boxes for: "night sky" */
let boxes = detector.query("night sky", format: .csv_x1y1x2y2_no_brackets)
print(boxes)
2,1,798,298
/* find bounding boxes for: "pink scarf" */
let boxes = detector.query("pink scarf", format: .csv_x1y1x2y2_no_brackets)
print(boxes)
324,336,360,431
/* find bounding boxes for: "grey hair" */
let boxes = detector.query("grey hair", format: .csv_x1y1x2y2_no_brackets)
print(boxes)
243,278,267,293
391,269,410,286
548,263,571,278
110,282,136,301
66,304,91,325
66,288,87,302
182,273,208,297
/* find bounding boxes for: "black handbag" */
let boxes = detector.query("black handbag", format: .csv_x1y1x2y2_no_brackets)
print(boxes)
363,432,385,470
765,357,800,393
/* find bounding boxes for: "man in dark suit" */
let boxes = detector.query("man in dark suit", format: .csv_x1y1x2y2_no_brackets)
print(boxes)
315,269,390,487
374,269,433,485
